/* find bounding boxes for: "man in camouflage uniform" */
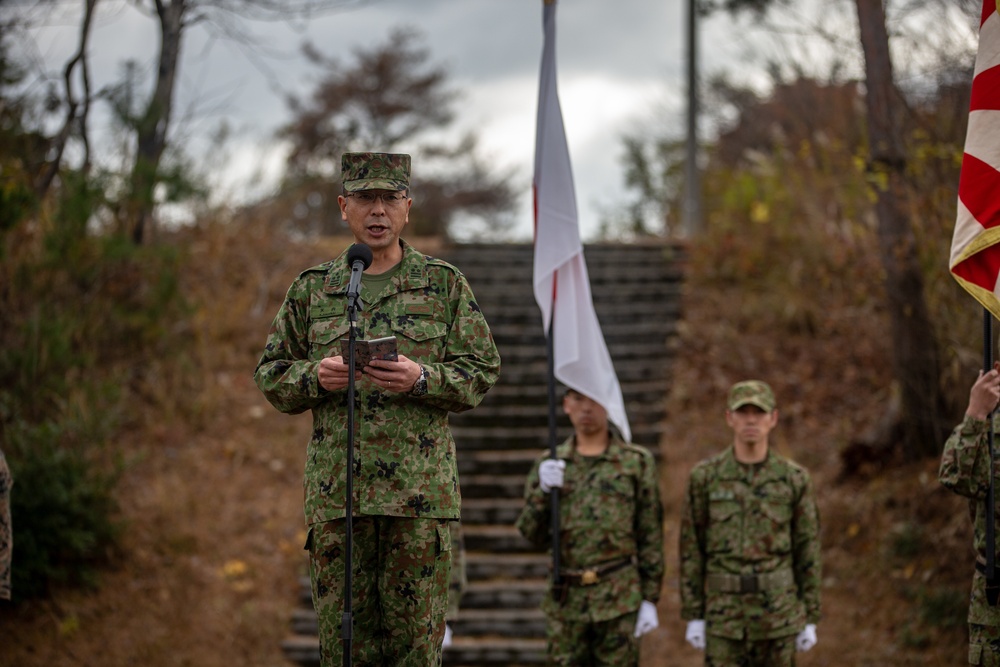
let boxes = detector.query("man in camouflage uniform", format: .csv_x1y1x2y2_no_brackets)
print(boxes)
254,152,500,667
516,388,664,666
0,447,11,600
679,380,821,667
939,365,1000,665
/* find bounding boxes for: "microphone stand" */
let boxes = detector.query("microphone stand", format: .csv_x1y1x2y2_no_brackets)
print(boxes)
342,290,361,666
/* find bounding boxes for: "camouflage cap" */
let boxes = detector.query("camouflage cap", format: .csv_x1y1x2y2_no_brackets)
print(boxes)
341,152,410,192
727,380,776,412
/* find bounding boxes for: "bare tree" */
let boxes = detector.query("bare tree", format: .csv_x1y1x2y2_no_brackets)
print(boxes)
33,0,99,199
3,0,367,243
854,0,946,455
695,0,959,456
117,0,368,244
278,28,518,239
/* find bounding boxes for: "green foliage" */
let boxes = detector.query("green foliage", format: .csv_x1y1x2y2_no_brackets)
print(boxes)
916,586,968,631
4,420,123,599
897,582,967,648
888,521,924,560
277,28,517,239
621,74,975,415
0,168,36,246
0,170,191,600
684,81,883,338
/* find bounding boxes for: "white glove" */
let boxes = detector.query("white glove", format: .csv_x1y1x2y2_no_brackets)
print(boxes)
538,459,566,493
442,623,453,648
685,619,706,650
633,599,659,637
795,623,817,652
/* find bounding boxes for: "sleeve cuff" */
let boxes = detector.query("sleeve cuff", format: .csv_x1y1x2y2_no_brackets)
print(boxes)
961,414,990,435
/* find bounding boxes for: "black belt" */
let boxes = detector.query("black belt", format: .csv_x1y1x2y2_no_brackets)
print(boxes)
705,569,794,594
559,558,633,586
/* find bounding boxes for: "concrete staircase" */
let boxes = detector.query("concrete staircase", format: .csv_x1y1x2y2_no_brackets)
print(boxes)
280,241,685,667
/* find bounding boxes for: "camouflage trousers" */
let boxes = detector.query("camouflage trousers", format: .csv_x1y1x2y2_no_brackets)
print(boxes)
0,450,11,600
307,516,452,667
545,609,640,666
970,623,1000,665
705,633,796,667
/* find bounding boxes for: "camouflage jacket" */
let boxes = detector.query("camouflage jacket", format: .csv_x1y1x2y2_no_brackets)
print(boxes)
939,414,1000,625
679,447,821,640
515,434,664,622
254,240,500,525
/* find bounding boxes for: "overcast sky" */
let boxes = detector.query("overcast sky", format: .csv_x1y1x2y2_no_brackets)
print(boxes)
18,0,775,240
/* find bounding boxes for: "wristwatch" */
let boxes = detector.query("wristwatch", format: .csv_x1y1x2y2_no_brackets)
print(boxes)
411,365,429,396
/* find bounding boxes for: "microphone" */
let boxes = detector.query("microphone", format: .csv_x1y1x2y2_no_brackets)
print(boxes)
346,243,373,302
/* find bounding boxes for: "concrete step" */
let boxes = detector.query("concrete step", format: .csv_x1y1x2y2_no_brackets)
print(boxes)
287,609,548,646
450,420,665,451
441,241,686,271
469,355,674,385
461,524,537,554
449,400,667,430
465,551,550,580
489,339,675,365
443,637,548,666
460,497,526,525
472,280,683,308
458,450,539,477
460,578,547,609
478,298,683,328
451,607,547,639
283,634,549,667
281,635,321,667
464,378,672,401
459,474,532,500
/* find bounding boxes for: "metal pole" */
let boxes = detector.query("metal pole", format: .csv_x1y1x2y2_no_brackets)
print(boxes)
546,319,561,590
683,0,701,236
342,302,358,666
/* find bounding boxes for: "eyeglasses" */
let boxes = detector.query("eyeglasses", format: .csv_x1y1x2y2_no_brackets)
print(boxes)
346,192,408,206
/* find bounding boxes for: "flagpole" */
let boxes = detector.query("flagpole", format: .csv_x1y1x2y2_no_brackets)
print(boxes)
985,309,998,604
546,317,562,592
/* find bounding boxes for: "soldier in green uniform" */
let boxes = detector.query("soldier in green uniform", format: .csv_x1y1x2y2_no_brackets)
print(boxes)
679,380,821,667
0,447,11,601
939,365,1000,665
254,152,501,667
516,388,664,666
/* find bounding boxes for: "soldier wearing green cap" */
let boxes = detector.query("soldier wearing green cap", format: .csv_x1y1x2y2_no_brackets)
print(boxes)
254,152,501,666
679,380,821,667
516,387,664,666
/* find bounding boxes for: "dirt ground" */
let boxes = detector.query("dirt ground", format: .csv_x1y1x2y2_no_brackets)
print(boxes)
0,231,973,667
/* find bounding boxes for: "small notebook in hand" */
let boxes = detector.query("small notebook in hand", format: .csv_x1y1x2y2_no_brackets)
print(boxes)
340,336,398,368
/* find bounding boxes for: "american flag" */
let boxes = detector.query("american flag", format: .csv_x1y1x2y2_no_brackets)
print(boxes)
950,0,1000,319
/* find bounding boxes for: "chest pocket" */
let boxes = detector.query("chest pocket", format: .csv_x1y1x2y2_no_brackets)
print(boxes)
706,498,742,554
395,318,449,361
308,319,350,360
759,494,793,554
